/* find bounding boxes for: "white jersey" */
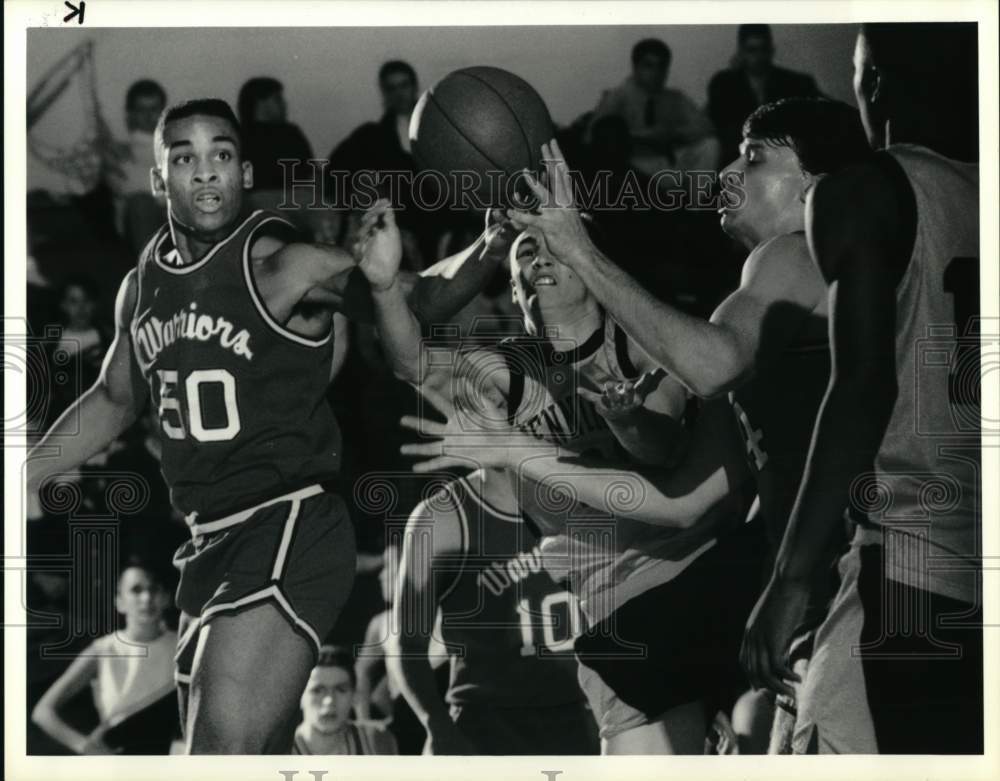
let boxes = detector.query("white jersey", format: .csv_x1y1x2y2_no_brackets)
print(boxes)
493,317,726,625
88,630,177,724
869,144,979,603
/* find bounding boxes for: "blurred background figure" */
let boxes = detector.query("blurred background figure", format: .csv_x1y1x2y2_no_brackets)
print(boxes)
105,79,168,255
328,60,442,266
294,646,399,755
591,38,719,178
708,25,821,165
31,563,179,755
238,76,315,231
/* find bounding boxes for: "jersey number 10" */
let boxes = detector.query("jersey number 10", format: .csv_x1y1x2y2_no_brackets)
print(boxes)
156,368,242,442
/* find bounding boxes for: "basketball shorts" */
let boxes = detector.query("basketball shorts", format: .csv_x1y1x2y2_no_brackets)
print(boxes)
575,517,766,739
172,485,357,687
449,700,600,755
793,529,983,754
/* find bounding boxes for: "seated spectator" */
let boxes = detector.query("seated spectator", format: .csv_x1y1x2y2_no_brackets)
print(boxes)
591,38,719,177
31,562,178,755
294,646,399,755
237,77,314,201
105,80,168,254
708,25,821,165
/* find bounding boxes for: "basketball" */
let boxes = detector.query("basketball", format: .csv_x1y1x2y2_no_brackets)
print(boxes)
409,66,555,209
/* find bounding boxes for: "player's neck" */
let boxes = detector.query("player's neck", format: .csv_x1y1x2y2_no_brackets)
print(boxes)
301,723,348,751
168,213,226,265
537,299,603,346
122,621,163,644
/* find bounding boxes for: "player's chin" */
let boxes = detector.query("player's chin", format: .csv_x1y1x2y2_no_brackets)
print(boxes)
186,205,237,235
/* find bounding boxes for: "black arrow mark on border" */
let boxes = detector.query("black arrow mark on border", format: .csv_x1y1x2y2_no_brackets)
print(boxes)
63,1,85,24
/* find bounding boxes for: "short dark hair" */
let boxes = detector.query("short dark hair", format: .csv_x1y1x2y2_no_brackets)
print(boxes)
631,38,672,68
315,645,357,687
237,77,283,125
126,79,167,110
861,22,976,81
379,60,417,86
738,24,773,46
154,98,241,157
117,555,165,592
742,97,872,175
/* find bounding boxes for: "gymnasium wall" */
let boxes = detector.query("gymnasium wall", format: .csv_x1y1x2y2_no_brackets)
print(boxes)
27,24,859,192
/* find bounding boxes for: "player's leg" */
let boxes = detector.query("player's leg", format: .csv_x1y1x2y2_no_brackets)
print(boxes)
186,602,314,753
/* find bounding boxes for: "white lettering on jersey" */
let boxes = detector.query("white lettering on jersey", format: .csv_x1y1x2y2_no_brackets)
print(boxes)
133,302,253,370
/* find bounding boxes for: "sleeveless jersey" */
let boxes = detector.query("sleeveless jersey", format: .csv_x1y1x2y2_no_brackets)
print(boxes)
130,210,340,521
498,316,723,625
867,144,980,603
429,475,585,707
729,241,831,550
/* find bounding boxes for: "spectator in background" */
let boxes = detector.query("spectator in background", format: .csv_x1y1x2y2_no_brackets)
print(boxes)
591,38,719,178
328,60,440,266
31,562,178,755
708,25,821,165
45,275,110,427
106,80,168,254
294,646,399,755
238,77,314,193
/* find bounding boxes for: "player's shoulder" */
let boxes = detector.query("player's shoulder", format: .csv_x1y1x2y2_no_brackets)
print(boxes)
247,210,302,261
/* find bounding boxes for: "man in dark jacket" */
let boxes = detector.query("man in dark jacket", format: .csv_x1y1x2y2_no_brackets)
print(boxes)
708,25,821,166
328,61,442,267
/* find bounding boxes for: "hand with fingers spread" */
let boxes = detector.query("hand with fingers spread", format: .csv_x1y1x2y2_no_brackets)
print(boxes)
578,372,659,423
506,139,595,267
356,198,402,292
739,574,810,699
399,383,541,473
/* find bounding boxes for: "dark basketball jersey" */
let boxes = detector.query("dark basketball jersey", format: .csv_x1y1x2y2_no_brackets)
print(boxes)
730,329,830,550
496,317,721,625
427,475,585,708
130,210,340,521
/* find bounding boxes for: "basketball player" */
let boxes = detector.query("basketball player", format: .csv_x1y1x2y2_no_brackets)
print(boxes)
742,23,982,754
26,98,510,754
506,100,872,748
389,467,598,755
358,203,758,753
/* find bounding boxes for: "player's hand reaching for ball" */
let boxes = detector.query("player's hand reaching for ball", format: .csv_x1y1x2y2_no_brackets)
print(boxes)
508,139,595,266
400,382,541,472
356,199,402,292
578,371,660,423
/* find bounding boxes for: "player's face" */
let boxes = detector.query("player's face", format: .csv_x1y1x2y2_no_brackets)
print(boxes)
515,234,590,315
301,666,354,734
115,568,167,628
853,32,884,149
153,114,252,239
718,137,809,248
60,284,96,330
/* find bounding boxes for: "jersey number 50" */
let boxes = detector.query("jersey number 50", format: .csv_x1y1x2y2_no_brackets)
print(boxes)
156,368,241,442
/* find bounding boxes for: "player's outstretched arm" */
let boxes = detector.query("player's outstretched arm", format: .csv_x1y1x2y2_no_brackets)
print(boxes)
741,161,907,696
401,386,750,529
582,335,693,466
387,492,476,755
27,271,148,494
510,141,823,398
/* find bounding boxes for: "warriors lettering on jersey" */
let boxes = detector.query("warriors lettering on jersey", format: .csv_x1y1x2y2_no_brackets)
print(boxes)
475,545,546,597
132,302,254,371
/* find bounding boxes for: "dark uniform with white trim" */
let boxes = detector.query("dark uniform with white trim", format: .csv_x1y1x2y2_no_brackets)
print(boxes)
129,210,355,698
419,475,597,754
